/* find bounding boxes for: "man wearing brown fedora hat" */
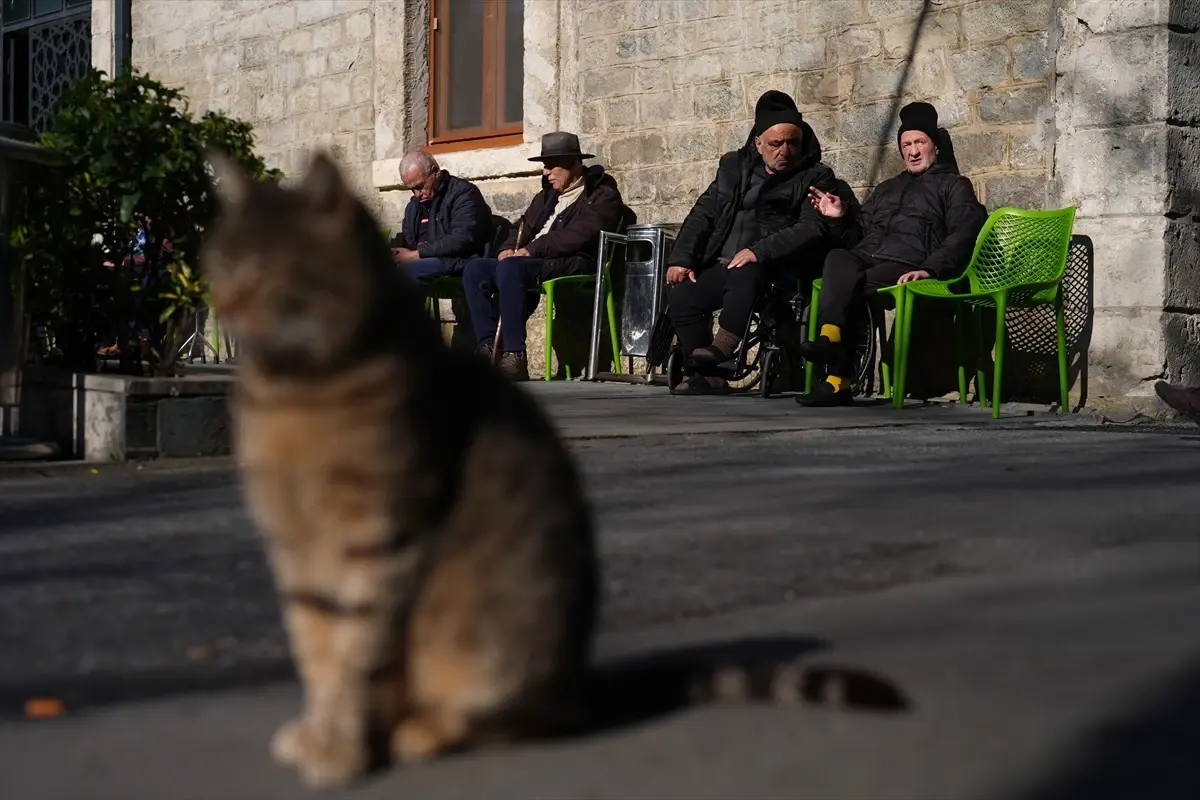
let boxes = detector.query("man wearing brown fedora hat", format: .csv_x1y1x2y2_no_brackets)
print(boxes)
461,131,630,380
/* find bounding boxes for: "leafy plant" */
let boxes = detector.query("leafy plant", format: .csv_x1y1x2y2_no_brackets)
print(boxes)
12,68,282,375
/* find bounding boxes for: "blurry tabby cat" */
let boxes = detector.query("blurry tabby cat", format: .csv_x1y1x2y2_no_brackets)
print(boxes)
201,149,906,789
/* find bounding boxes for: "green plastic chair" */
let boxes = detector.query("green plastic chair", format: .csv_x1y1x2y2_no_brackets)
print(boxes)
892,206,1078,418
422,218,628,381
536,214,631,381
803,279,904,399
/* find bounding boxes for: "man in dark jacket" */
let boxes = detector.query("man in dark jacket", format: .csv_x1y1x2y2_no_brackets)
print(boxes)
798,101,989,407
664,90,859,395
462,131,629,381
389,150,492,285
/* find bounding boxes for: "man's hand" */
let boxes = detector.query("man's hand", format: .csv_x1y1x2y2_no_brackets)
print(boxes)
666,266,696,285
897,269,932,284
511,248,530,258
808,187,845,219
727,249,757,269
392,247,420,263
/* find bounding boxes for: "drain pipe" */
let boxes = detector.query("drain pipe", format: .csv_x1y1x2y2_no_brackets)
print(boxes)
113,0,132,75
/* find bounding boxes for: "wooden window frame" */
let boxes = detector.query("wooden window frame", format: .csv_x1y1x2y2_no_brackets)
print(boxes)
426,0,524,154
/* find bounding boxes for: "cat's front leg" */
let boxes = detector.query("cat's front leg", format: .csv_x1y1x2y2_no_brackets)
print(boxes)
269,545,416,789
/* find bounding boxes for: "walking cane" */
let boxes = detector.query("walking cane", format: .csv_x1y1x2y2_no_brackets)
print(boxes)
490,218,526,367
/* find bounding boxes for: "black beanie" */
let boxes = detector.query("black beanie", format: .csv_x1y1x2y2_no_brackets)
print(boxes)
754,90,805,137
897,101,940,149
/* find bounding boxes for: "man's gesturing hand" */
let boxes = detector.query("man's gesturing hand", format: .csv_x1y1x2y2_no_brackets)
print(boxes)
808,187,845,219
666,266,696,285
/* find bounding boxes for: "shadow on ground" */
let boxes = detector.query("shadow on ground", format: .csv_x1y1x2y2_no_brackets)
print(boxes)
1010,656,1200,800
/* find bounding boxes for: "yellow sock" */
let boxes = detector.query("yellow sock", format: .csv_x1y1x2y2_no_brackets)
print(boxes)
820,324,842,343
826,375,846,391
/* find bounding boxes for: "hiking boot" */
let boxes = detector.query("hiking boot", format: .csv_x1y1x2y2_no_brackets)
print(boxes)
797,335,845,367
476,340,494,361
795,379,854,407
498,350,529,381
1155,380,1200,424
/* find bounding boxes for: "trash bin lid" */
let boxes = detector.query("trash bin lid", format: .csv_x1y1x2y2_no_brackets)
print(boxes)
626,222,682,236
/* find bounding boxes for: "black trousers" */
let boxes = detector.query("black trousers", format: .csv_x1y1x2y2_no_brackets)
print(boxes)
667,262,763,356
817,249,912,329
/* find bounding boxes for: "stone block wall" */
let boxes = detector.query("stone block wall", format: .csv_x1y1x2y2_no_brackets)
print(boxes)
573,0,1057,225
128,0,376,198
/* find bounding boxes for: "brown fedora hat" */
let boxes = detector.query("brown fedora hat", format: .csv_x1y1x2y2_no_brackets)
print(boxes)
528,131,595,162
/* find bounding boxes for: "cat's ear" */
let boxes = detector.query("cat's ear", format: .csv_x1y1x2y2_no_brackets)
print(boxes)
206,147,253,208
302,150,353,213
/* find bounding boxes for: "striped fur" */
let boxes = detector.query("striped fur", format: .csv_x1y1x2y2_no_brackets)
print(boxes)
201,150,904,791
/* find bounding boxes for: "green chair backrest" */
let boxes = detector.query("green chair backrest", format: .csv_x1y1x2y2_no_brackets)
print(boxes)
962,206,1077,295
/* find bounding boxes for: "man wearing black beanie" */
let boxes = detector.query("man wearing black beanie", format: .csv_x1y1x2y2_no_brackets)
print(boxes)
797,100,988,407
664,90,859,395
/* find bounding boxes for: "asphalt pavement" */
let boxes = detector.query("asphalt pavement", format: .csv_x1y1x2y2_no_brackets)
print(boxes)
0,382,1197,799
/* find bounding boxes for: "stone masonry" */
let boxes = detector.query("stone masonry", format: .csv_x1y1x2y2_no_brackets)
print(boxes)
109,0,1199,405
129,0,377,198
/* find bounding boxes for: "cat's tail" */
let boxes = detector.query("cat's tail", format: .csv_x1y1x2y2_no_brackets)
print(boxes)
584,657,909,732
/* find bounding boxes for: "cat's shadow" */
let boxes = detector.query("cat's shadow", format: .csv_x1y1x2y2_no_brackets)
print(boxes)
367,635,910,769
583,634,910,736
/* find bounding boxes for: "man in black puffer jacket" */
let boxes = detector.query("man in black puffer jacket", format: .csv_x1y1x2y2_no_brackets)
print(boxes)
664,90,860,395
798,101,989,407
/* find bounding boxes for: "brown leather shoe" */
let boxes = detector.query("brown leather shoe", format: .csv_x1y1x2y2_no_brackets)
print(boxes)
1155,380,1200,424
498,350,529,381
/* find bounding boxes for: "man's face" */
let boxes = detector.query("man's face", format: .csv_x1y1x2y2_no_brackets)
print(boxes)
542,157,582,192
755,123,803,172
900,130,938,174
402,165,441,202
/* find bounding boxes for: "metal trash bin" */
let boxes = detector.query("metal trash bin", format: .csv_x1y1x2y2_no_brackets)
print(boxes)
586,223,678,381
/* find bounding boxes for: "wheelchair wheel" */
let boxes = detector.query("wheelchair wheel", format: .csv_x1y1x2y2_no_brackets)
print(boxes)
849,302,878,396
666,346,684,395
760,348,779,399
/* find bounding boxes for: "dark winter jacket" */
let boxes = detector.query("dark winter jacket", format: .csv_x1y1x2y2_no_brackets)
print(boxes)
393,172,493,272
832,148,988,281
667,123,860,273
504,164,632,280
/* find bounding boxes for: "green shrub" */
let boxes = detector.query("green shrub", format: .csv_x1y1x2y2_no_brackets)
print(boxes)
11,68,283,375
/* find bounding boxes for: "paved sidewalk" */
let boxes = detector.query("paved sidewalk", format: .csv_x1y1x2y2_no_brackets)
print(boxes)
0,380,1196,799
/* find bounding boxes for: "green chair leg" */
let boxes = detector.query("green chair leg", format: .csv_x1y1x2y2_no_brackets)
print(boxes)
605,276,621,375
895,288,917,409
1055,292,1069,414
543,285,556,382
954,305,969,404
877,284,905,405
973,305,989,407
805,281,821,394
990,291,1007,419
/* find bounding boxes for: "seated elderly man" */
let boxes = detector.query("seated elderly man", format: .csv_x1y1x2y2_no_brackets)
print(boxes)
664,90,858,395
462,131,627,381
389,149,492,285
798,101,989,407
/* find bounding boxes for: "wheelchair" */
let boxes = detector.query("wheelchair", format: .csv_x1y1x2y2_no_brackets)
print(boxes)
658,275,878,398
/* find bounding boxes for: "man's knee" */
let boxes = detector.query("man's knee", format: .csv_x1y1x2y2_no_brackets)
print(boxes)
406,257,446,281
822,248,854,276
496,256,538,287
667,281,703,319
461,258,495,291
